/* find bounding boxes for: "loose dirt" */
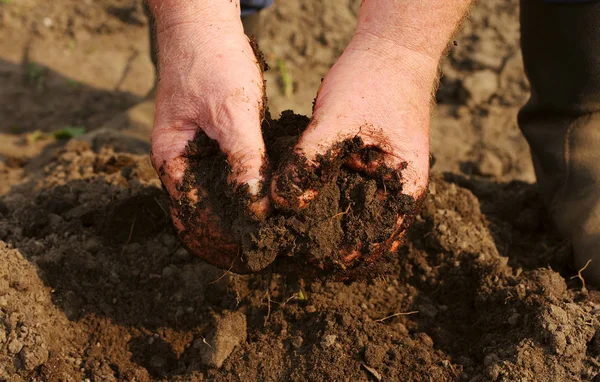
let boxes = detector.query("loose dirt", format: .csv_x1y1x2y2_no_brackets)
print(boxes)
1,142,599,381
177,111,416,277
1,0,600,381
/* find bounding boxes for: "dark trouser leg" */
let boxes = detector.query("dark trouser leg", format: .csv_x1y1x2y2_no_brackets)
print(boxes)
519,0,600,282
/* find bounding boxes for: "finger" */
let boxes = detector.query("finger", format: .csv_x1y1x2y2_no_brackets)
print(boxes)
151,119,271,221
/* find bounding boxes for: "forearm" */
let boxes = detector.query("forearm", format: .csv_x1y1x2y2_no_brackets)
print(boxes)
356,0,473,71
145,0,247,70
145,0,242,31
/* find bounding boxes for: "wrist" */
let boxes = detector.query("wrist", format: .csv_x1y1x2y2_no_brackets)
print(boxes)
347,32,440,92
146,0,242,32
355,0,470,67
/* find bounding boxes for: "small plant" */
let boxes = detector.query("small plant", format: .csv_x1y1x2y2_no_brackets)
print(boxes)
66,79,79,89
26,63,46,91
26,130,48,144
67,39,77,52
25,126,86,144
276,58,294,99
53,125,86,140
297,289,306,301
0,0,12,5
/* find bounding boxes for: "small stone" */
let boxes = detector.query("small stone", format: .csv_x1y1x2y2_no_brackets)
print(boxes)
82,238,101,253
20,346,49,371
305,305,317,313
549,331,567,355
483,352,499,367
7,339,23,354
162,266,176,278
290,336,303,349
362,364,382,381
414,332,434,347
477,152,504,177
161,234,177,248
199,311,247,368
462,69,499,105
149,355,166,369
420,304,438,318
320,334,337,348
364,344,386,366
507,313,521,326
174,248,190,261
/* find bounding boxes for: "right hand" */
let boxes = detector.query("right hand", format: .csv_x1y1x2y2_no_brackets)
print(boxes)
149,2,270,271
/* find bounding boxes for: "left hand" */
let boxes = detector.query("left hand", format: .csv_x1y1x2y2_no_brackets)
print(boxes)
270,31,436,267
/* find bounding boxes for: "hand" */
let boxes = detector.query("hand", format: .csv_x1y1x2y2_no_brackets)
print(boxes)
149,3,269,272
271,32,436,268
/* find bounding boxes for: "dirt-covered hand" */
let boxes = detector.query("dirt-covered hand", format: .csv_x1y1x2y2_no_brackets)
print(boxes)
149,2,269,271
271,31,436,268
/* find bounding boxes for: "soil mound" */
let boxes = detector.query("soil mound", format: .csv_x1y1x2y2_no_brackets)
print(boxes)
0,139,599,381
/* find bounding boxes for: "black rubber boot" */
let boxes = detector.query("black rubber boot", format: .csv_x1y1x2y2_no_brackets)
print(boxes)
519,0,600,284
242,12,262,39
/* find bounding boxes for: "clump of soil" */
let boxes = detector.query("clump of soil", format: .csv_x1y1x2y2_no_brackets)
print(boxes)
177,111,417,277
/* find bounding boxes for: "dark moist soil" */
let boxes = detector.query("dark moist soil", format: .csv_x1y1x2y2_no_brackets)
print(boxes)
1,141,599,381
179,111,417,278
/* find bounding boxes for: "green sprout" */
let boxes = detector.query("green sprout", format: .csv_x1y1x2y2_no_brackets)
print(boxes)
53,125,86,140
276,58,294,99
26,63,46,91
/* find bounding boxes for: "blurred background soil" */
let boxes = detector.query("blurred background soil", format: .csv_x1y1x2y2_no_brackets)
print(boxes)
0,1,599,381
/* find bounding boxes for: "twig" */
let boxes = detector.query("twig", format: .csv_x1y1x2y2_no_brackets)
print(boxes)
374,310,419,323
263,290,272,327
209,249,240,284
330,204,351,221
120,216,137,256
570,259,592,292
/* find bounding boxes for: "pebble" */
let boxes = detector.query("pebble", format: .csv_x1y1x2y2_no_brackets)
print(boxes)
162,266,176,278
483,352,499,367
161,234,177,248
199,311,247,368
414,332,434,348
20,346,49,371
507,313,521,326
420,304,439,318
82,238,101,253
477,151,504,177
320,334,337,348
149,355,166,369
7,339,23,354
174,248,190,261
48,214,64,228
462,69,499,105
